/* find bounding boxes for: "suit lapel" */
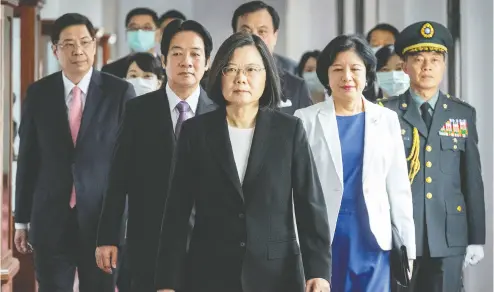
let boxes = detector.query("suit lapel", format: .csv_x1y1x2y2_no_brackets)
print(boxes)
317,99,343,186
53,72,74,148
362,99,381,184
78,70,105,144
159,89,176,145
401,91,429,138
206,109,244,201
196,87,216,115
242,109,272,189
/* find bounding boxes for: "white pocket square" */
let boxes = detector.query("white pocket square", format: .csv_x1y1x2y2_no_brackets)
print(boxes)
279,99,292,108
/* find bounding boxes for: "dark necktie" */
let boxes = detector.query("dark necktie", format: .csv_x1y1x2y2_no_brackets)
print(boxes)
175,101,190,138
420,102,433,130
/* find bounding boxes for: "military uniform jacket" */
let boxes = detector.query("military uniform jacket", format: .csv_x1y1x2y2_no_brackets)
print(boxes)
382,90,485,258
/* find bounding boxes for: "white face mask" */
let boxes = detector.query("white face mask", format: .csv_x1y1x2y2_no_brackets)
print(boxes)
371,46,383,54
127,77,159,96
376,71,410,97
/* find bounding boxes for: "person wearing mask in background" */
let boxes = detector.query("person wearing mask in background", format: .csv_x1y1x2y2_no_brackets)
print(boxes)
232,1,312,115
13,13,135,291
96,19,217,292
382,21,485,292
295,34,415,292
297,50,325,103
364,23,400,102
126,52,165,96
102,8,161,79
375,45,409,99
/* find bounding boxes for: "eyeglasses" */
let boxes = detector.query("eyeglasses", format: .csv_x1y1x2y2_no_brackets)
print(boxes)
222,65,265,77
57,38,95,51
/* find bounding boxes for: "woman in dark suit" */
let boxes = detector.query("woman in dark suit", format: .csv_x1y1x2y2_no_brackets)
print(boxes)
155,32,331,292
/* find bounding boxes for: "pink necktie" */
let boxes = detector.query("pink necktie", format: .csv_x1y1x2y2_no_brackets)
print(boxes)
69,86,83,208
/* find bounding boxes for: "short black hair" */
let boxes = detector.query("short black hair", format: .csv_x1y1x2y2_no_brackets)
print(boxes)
207,32,281,109
160,19,213,65
366,23,400,43
297,50,321,77
159,10,187,25
51,13,96,44
126,52,165,80
231,1,280,32
317,34,377,95
375,45,397,71
125,8,159,28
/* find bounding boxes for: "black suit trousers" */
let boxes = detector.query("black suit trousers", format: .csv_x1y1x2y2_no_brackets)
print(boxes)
33,207,114,292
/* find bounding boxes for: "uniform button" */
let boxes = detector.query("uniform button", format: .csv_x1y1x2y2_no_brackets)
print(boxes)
426,145,432,152
457,206,462,212
426,177,432,183
453,145,458,150
240,242,246,247
426,193,432,199
453,138,458,143
426,161,432,168
238,213,245,219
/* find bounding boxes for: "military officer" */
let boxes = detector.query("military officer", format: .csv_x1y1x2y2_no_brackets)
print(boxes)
380,21,485,292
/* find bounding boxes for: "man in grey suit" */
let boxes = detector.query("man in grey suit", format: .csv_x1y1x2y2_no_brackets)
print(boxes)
13,13,135,292
232,1,312,115
381,21,485,292
274,53,298,74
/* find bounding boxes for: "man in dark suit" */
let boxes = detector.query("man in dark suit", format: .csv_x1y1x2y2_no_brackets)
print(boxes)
232,1,312,115
101,8,161,78
13,13,135,292
96,19,217,292
381,21,485,292
274,53,297,74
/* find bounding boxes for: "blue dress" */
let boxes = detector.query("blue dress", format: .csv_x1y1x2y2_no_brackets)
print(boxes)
332,113,390,292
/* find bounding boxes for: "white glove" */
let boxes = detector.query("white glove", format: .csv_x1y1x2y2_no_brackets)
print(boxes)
464,245,484,268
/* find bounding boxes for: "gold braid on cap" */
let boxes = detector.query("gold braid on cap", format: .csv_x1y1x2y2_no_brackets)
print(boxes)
407,128,420,183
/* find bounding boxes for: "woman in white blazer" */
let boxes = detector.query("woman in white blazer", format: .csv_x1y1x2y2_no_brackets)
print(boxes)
294,35,415,292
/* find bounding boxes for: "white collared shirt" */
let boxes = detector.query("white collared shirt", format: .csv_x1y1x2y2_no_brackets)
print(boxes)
62,67,93,113
165,83,200,132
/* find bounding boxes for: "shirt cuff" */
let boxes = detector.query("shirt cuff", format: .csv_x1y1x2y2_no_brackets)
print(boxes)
15,223,30,230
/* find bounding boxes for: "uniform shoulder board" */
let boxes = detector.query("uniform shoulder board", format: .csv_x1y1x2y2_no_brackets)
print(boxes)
446,93,474,109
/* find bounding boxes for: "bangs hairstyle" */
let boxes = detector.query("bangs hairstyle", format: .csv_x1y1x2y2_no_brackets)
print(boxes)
207,32,281,109
126,52,165,80
317,34,377,95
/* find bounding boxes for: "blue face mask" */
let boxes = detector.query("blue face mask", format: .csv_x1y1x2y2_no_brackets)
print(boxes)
127,30,156,53
302,71,325,94
376,71,410,97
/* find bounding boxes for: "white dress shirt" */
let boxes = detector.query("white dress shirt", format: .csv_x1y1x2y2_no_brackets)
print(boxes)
165,83,200,132
228,126,255,184
15,68,94,230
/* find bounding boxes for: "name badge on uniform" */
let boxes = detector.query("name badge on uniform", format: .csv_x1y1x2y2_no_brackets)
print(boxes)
439,118,468,137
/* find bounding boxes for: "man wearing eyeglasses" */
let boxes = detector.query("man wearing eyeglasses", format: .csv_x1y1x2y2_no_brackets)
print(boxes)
13,13,135,292
102,7,162,79
231,1,313,115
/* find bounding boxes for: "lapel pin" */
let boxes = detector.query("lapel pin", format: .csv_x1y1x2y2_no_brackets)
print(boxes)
401,103,408,108
401,129,406,135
